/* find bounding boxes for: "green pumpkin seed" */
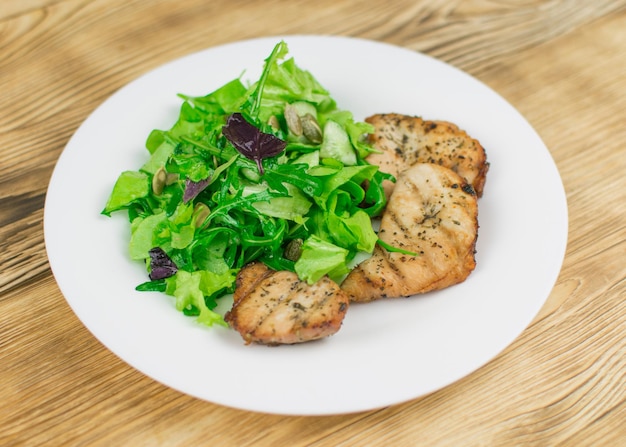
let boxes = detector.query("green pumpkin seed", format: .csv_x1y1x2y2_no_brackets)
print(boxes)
268,115,280,131
301,113,323,144
284,103,303,136
284,238,304,261
193,203,211,228
152,167,167,195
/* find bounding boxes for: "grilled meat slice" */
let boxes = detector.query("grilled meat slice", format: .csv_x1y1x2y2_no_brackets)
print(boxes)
365,113,489,198
225,262,349,345
341,163,478,302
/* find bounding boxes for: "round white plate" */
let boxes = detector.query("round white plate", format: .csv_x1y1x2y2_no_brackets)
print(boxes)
44,35,568,415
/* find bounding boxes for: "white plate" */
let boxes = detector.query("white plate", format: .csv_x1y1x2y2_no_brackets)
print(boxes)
44,35,568,415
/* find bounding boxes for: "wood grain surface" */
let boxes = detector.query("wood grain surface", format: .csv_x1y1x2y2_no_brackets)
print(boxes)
1,0,625,445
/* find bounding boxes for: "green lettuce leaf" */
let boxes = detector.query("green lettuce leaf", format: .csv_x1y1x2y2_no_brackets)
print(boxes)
102,171,150,216
165,269,236,327
128,212,169,260
295,235,350,284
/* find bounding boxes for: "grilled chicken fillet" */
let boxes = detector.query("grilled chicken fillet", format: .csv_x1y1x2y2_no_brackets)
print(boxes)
225,262,350,345
365,113,489,198
341,163,478,302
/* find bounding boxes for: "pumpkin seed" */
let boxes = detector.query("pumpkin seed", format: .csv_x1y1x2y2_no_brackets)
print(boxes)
283,238,304,261
193,203,211,228
284,103,302,136
165,172,179,185
301,113,323,144
268,115,280,131
152,167,167,195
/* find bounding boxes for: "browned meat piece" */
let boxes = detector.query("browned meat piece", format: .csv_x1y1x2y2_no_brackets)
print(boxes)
365,113,489,198
225,262,349,345
341,163,478,302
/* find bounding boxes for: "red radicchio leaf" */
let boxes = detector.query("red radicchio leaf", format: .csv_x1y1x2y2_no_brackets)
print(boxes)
222,113,286,175
148,247,178,280
183,177,210,203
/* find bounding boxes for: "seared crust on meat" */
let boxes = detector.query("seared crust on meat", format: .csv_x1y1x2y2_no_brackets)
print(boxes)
365,113,489,198
225,262,349,345
341,163,478,302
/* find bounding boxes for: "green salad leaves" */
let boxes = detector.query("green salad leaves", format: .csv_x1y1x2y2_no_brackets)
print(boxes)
102,41,392,326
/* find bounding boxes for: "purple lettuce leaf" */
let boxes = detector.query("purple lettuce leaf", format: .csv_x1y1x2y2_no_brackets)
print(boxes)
183,177,210,203
148,247,178,280
222,113,286,175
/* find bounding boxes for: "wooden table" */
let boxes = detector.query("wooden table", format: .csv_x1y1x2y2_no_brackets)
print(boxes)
2,1,625,445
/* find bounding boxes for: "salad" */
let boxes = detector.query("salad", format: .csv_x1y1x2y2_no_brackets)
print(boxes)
102,41,393,327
